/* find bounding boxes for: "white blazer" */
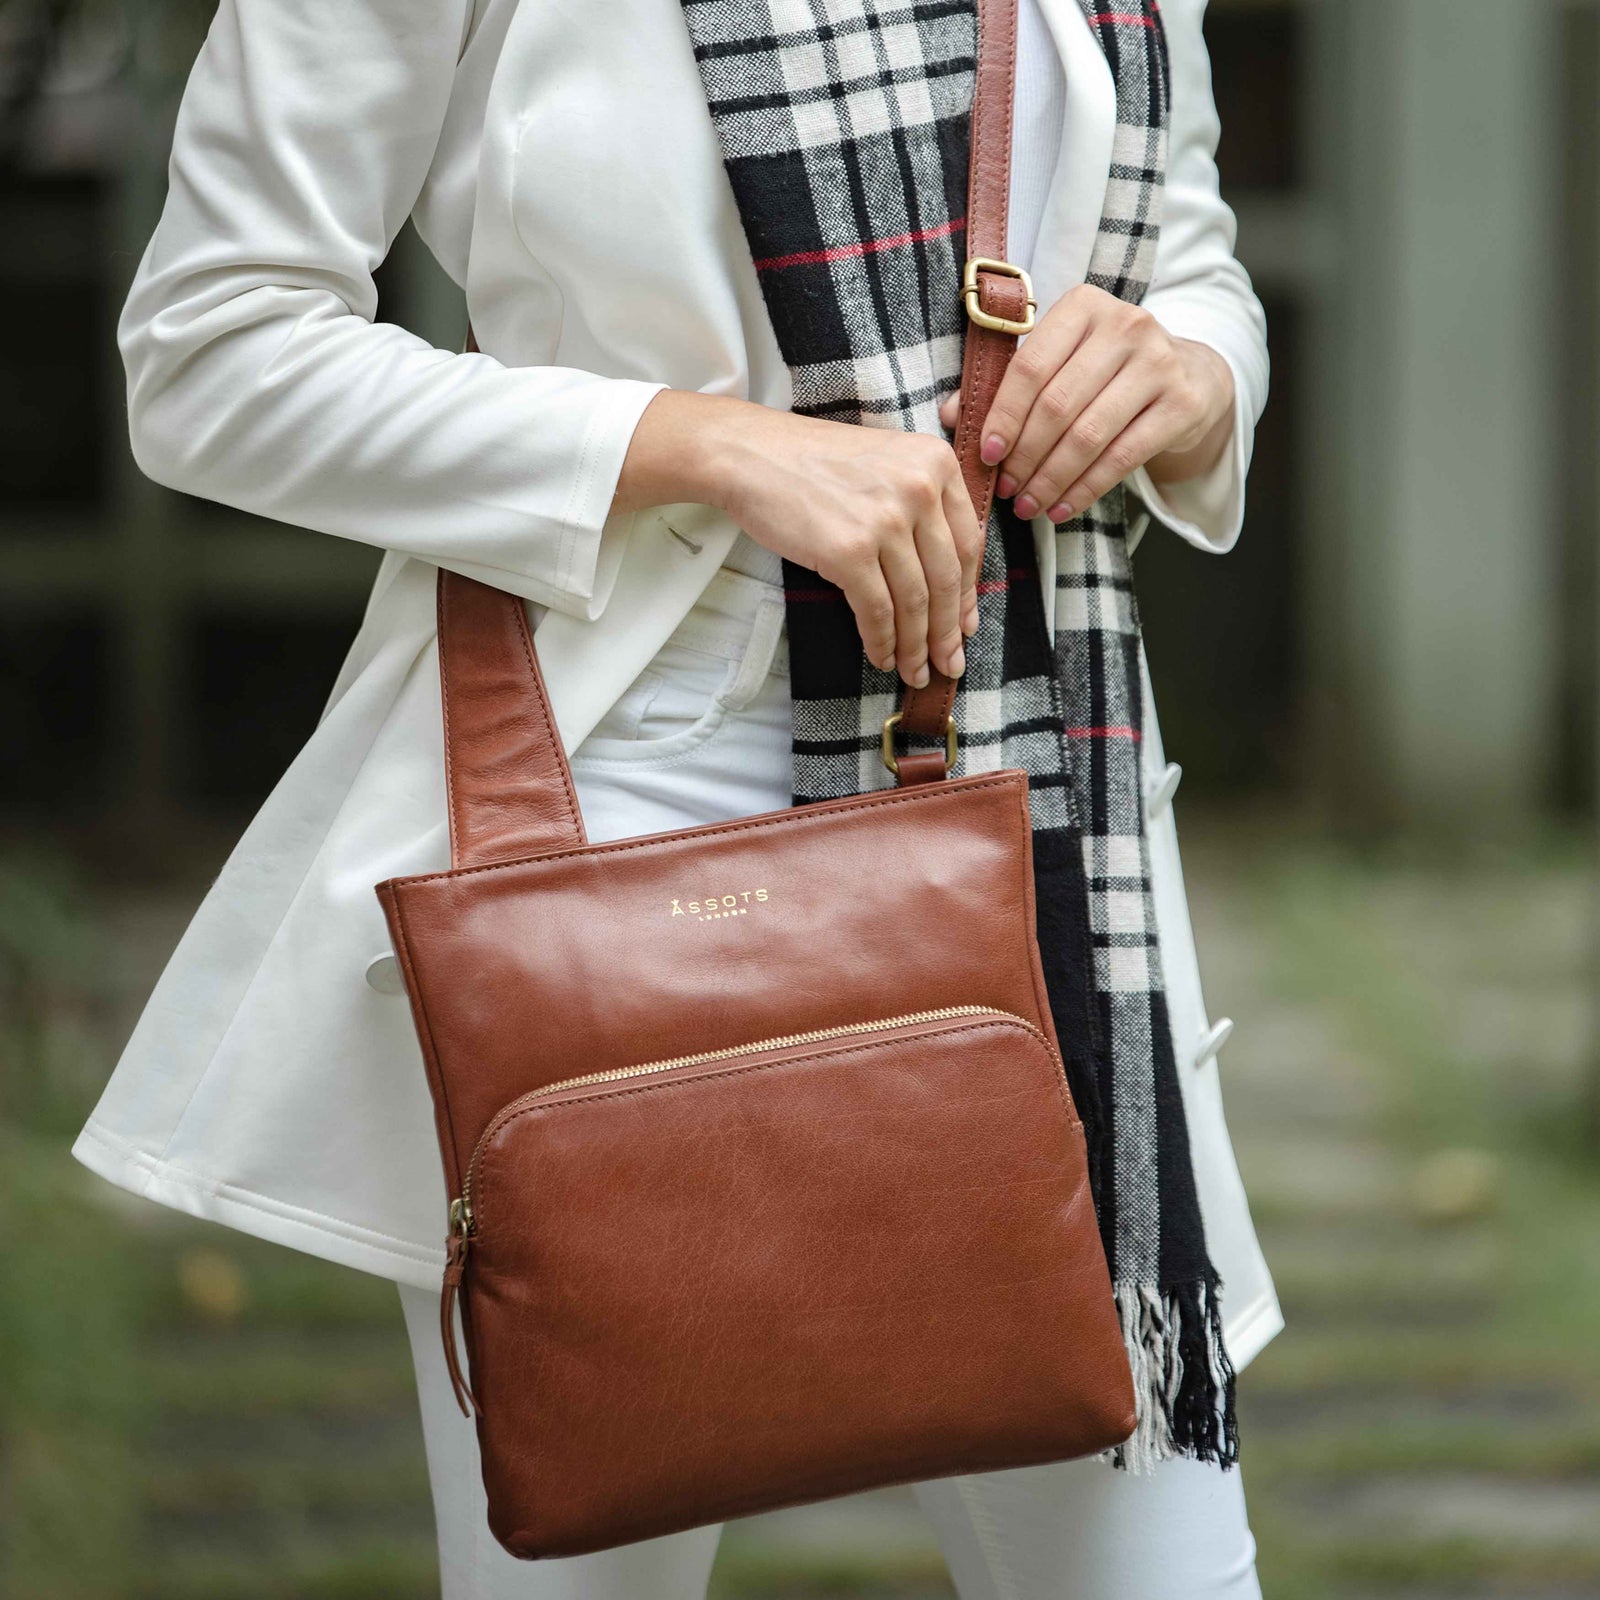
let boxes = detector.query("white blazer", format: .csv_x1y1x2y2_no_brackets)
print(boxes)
77,0,1282,1368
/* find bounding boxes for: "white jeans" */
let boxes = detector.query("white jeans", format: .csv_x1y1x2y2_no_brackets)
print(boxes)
400,566,1261,1600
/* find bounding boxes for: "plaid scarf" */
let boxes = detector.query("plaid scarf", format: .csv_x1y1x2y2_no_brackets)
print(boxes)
681,0,1236,1468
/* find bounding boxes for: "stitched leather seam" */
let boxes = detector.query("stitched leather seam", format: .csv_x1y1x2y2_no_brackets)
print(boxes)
1009,779,1064,1069
388,771,1028,887
989,0,1018,255
508,584,586,850
960,331,1001,545
972,0,995,256
437,574,587,868
970,0,1015,261
472,1017,1081,1238
382,883,466,1200
897,0,1015,745
436,577,463,870
955,343,983,496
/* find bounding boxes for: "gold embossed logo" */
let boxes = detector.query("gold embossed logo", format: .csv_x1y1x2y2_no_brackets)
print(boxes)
671,888,770,922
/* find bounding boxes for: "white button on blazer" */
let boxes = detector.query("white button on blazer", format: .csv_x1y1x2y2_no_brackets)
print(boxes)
75,0,1281,1368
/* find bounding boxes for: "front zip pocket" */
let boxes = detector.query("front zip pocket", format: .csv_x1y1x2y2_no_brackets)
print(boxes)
439,1005,1063,1415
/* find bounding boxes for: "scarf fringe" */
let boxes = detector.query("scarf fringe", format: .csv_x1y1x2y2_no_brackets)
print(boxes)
1106,1276,1239,1473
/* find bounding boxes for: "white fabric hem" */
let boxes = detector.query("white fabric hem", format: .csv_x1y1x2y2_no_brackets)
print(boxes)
72,1118,444,1290
552,377,669,618
1220,1289,1284,1374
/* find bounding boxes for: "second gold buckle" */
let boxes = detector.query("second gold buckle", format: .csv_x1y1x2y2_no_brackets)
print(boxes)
881,712,959,777
961,257,1037,336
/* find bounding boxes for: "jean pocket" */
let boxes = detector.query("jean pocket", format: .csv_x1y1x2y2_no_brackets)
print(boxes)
570,645,739,769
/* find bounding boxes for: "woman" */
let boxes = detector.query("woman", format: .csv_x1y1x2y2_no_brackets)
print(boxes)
77,0,1281,1592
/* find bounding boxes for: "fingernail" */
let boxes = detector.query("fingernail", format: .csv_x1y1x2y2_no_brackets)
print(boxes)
1014,493,1039,519
997,472,1018,499
1048,501,1072,523
949,646,965,677
962,611,979,637
981,434,1006,466
912,664,931,689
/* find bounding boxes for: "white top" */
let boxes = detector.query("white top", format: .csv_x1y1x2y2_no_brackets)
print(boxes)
1011,0,1069,270
726,0,1082,585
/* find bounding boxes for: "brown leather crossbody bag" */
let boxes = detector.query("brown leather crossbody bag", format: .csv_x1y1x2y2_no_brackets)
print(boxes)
375,0,1134,1558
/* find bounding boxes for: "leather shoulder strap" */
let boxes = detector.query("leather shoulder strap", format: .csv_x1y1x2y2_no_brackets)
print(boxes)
436,568,587,867
896,0,1025,769
436,0,1023,853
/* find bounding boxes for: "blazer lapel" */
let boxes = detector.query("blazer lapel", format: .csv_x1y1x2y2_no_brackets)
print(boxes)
1023,0,1115,311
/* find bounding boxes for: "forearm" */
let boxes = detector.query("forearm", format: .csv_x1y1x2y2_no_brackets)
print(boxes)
611,390,982,685
610,389,757,515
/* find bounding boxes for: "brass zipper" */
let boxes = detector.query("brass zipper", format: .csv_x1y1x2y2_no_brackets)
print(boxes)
453,1004,1049,1238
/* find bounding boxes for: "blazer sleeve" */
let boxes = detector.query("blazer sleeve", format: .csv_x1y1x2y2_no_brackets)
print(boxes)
118,0,664,618
1125,0,1268,555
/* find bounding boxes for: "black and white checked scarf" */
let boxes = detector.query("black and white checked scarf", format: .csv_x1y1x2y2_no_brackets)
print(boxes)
681,0,1237,1467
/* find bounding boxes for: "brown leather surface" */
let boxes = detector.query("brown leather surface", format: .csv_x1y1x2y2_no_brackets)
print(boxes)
967,0,1018,266
892,748,953,787
377,0,1136,1559
436,573,587,868
467,1015,1133,1557
380,769,1054,1199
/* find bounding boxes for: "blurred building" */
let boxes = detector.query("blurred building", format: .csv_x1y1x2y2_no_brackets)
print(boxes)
1,0,1595,839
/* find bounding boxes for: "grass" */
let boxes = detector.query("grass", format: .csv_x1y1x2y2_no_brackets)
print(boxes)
1205,821,1600,1598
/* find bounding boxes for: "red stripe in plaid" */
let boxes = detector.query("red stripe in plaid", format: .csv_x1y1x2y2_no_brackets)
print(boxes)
1064,724,1142,739
753,218,966,273
975,564,1038,595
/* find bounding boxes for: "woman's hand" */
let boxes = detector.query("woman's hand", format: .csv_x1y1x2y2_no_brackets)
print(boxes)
939,284,1236,524
616,392,981,688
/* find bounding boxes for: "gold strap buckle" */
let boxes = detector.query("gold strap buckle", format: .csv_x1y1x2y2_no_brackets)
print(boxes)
881,712,959,777
961,257,1037,336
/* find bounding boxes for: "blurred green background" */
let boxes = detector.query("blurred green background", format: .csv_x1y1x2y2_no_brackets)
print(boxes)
3,1,1599,1597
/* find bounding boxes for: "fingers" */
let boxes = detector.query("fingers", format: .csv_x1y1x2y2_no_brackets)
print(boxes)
973,286,1195,522
824,434,977,686
977,287,1100,470
878,535,932,688
1047,402,1176,522
1001,336,1132,513
1015,365,1162,522
938,391,961,433
914,502,968,680
884,441,974,685
839,559,899,676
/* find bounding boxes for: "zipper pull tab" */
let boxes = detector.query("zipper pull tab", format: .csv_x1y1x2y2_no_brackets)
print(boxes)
441,1199,478,1417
